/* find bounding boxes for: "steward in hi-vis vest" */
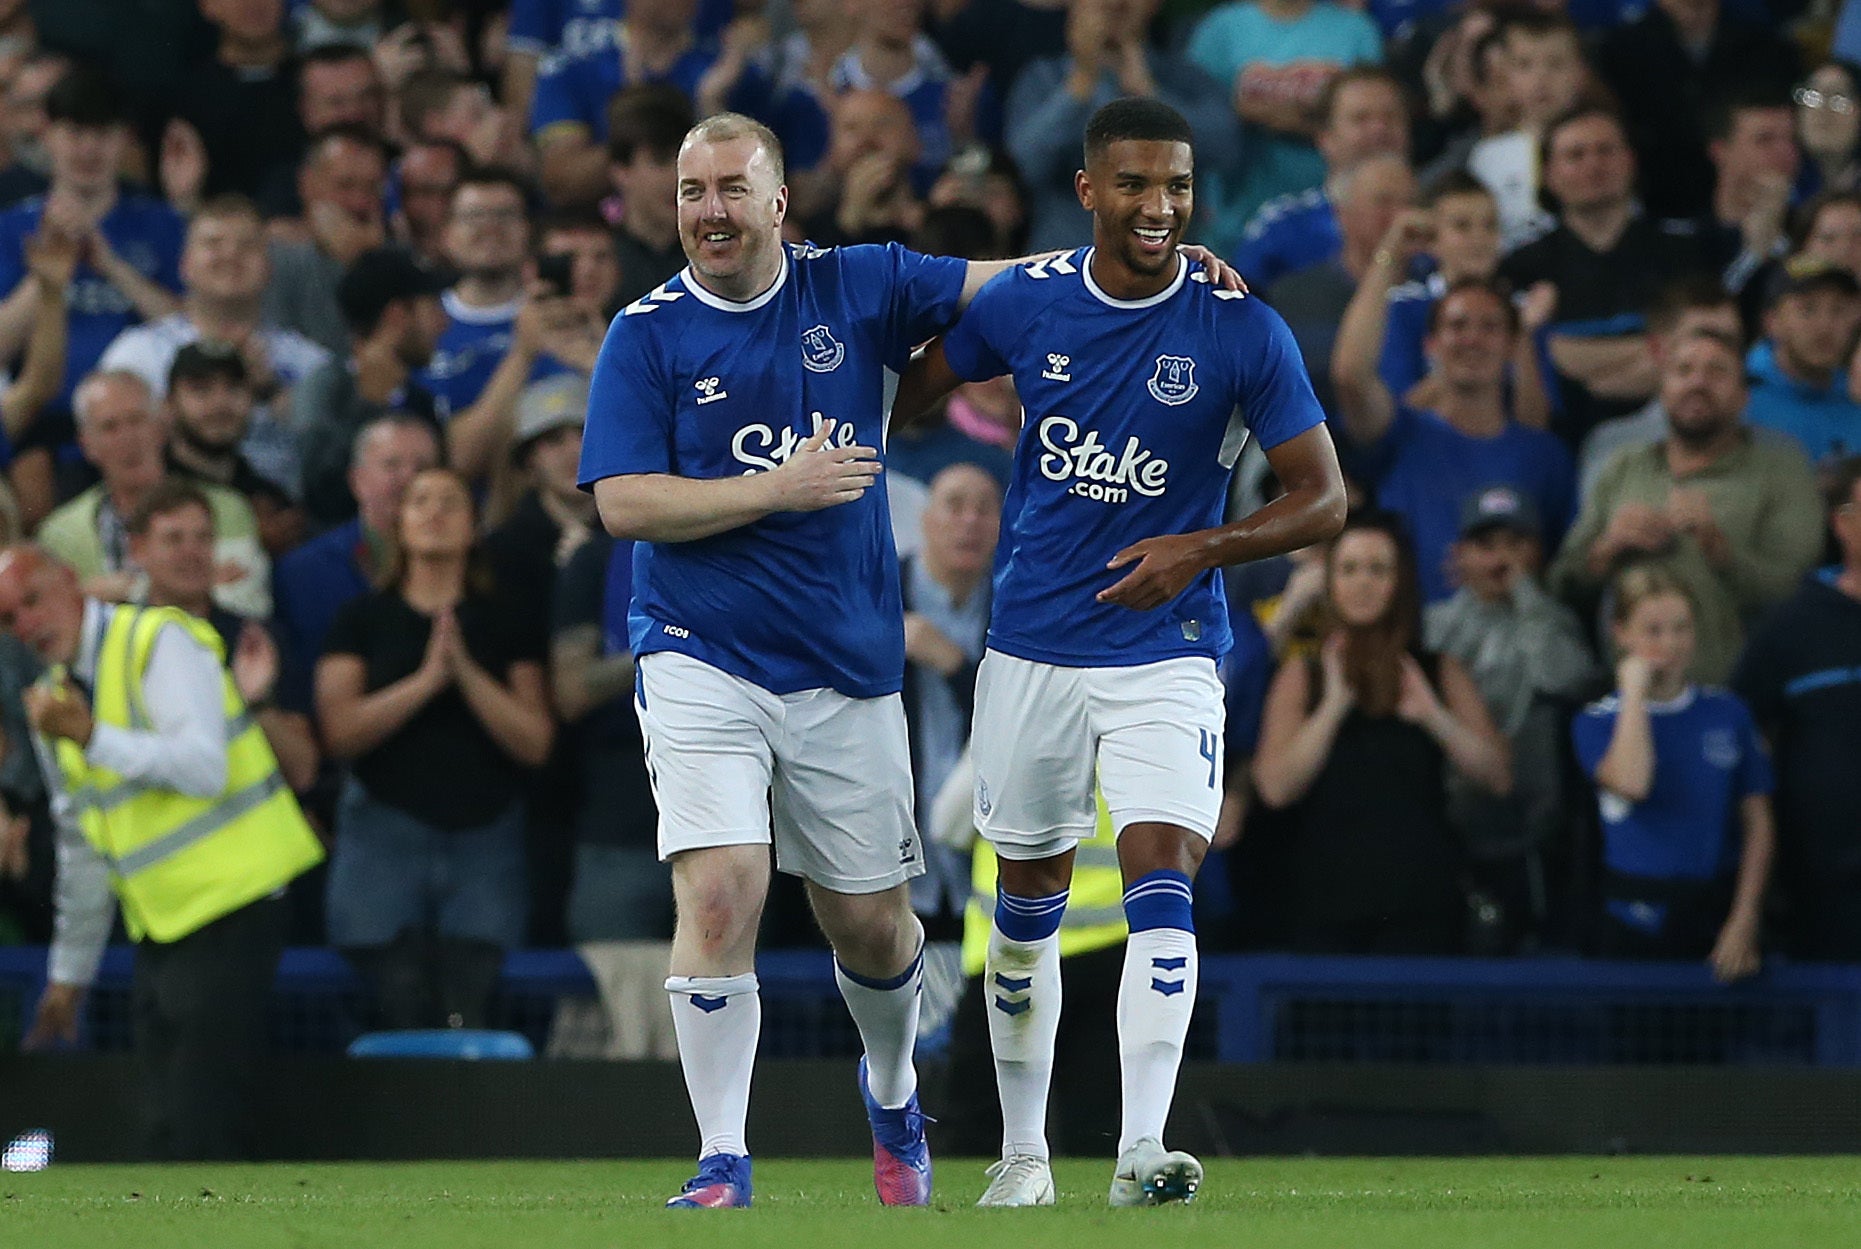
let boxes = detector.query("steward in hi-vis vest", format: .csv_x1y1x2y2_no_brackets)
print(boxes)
0,545,321,1160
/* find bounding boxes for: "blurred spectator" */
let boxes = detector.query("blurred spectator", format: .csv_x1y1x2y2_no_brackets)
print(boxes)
317,466,552,1028
1335,259,1572,602
926,144,1029,259
483,375,595,615
1701,93,1799,301
292,0,389,53
1498,106,1711,448
1426,485,1600,950
1006,0,1238,253
1267,152,1414,417
1187,0,1384,239
1549,330,1823,683
1252,511,1510,954
1236,66,1409,288
175,0,302,205
1574,565,1772,981
272,413,439,714
1794,60,1861,198
931,0,1067,111
0,228,78,528
1733,457,1861,961
127,478,318,793
1409,8,1517,182
39,370,270,617
1794,189,1861,278
818,89,929,244
294,43,388,140
1376,171,1504,405
396,68,529,175
1463,10,1593,250
263,126,391,354
1576,279,1745,498
530,0,768,208
901,463,999,956
549,532,673,1058
294,246,445,527
605,85,693,308
1745,257,1861,465
832,0,975,183
161,341,306,557
536,209,623,321
98,194,333,498
0,51,67,207
389,138,465,268
4,542,323,1160
420,170,573,469
1593,0,1801,221
0,66,183,426
758,0,854,179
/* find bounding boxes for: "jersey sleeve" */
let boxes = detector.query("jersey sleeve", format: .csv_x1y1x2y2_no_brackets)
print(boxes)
873,243,968,369
0,209,29,297
940,270,1016,383
1571,706,1614,779
1731,697,1775,799
1231,302,1327,452
579,315,676,487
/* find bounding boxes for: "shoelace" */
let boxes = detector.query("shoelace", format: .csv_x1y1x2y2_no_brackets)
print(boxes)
683,1156,743,1192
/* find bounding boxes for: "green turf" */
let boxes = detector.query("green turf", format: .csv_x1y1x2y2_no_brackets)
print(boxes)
3,1157,1859,1249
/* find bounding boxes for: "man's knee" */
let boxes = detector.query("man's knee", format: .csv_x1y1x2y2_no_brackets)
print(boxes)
810,882,918,971
996,849,1075,899
1117,822,1207,882
671,847,769,956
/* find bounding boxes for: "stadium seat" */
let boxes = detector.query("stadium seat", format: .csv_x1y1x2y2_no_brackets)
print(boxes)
346,1030,536,1060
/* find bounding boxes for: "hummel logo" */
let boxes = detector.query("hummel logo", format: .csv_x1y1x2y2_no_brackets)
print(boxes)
1042,352,1071,382
690,994,729,1012
993,973,1033,993
994,996,1032,1016
898,836,916,864
1150,978,1186,997
695,376,728,405
1151,956,1188,972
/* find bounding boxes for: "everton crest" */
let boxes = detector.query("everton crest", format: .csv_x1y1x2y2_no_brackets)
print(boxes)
801,324,846,373
1147,355,1199,406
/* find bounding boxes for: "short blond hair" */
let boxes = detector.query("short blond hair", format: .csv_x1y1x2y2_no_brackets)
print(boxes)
1610,563,1694,625
682,112,785,184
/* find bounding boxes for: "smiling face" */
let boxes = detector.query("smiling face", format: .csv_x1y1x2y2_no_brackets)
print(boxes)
1425,285,1515,389
131,500,217,610
1079,138,1193,279
0,549,84,667
676,132,788,298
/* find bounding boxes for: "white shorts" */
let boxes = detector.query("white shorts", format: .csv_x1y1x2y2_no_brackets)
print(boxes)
634,652,923,894
971,650,1225,860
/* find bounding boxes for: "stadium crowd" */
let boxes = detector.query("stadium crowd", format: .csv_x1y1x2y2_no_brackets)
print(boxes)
0,0,1858,1063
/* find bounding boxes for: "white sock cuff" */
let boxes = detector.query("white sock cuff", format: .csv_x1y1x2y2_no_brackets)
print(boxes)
666,972,760,998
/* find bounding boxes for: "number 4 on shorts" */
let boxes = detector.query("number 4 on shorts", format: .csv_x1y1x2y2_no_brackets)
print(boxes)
1198,728,1218,789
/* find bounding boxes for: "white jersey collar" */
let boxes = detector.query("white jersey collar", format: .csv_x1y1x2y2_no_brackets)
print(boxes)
680,250,790,313
1081,247,1186,310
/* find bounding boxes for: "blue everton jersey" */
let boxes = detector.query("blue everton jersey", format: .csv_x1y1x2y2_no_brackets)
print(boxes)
579,241,968,698
0,193,184,406
1573,686,1773,881
942,248,1327,668
418,290,572,419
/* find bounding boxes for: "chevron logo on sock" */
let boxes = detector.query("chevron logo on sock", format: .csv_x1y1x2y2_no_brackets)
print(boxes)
1150,978,1186,997
993,973,1033,993
689,994,729,1013
1152,956,1188,971
994,995,1032,1016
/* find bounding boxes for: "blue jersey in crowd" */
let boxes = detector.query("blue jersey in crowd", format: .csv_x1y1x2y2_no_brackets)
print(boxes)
941,248,1327,669
578,240,968,698
1573,686,1773,881
1236,188,1340,290
419,290,572,419
0,193,185,408
1367,405,1576,603
530,36,769,140
506,0,733,59
1378,275,1439,402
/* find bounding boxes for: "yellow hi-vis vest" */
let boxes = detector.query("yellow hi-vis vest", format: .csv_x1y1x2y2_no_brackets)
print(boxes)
962,795,1128,976
50,605,324,944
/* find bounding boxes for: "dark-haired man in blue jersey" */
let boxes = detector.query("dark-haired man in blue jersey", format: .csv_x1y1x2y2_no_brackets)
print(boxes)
894,97,1346,1208
579,110,1240,1211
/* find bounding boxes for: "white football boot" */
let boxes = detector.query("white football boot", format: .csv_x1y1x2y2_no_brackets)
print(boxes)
976,1154,1057,1207
1107,1137,1202,1207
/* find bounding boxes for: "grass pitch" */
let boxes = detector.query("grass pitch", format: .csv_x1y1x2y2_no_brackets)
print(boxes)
3,1157,1859,1249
